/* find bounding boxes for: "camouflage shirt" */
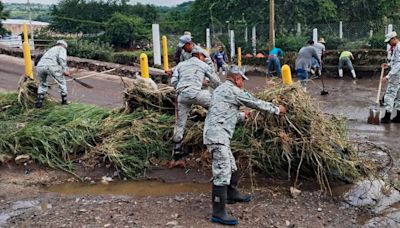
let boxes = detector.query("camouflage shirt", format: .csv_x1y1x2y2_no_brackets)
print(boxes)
37,46,68,72
203,80,279,146
171,57,221,99
388,43,400,78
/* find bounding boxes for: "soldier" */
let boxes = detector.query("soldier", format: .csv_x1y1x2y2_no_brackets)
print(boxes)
203,65,286,225
171,46,221,160
177,34,215,70
381,31,400,123
35,40,70,108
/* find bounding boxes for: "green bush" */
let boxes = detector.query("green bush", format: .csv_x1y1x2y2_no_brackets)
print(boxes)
275,35,308,52
68,40,113,62
112,50,153,65
324,37,345,50
368,34,386,49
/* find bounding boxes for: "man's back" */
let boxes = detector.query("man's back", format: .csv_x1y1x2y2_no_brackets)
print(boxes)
295,46,318,70
37,46,66,67
314,43,325,59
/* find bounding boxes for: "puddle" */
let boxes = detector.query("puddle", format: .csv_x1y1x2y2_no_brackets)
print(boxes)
47,180,210,197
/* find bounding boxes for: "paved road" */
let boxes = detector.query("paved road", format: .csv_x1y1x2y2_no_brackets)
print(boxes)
0,54,133,108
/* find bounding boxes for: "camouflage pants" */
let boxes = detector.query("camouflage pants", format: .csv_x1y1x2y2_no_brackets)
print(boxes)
207,144,238,186
173,90,211,142
37,65,67,96
384,75,400,112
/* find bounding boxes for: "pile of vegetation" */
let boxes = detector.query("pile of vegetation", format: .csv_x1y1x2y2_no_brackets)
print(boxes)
1,79,378,191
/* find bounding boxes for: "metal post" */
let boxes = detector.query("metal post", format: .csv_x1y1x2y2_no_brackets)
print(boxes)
245,23,248,43
27,0,34,49
388,24,393,33
369,30,373,38
152,24,161,66
162,36,169,72
206,28,211,50
140,53,149,78
297,23,301,36
339,21,343,40
22,23,33,79
313,28,318,44
238,47,242,66
268,0,275,50
230,30,235,61
252,26,256,56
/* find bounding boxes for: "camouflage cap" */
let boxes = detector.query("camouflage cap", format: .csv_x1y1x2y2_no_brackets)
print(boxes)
178,35,192,48
227,65,248,80
56,40,68,48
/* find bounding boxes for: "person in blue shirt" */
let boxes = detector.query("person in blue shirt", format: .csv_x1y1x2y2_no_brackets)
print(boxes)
268,47,284,77
213,46,228,73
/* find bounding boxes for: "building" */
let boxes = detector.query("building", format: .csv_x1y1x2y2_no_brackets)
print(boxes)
2,19,49,36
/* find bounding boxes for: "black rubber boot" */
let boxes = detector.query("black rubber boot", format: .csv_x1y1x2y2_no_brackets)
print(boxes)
61,95,68,105
391,111,400,123
35,93,45,108
211,185,238,225
381,111,391,123
172,141,189,161
227,171,252,204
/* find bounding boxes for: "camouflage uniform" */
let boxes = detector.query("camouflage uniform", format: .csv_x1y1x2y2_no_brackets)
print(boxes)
180,45,215,70
171,57,221,143
384,43,400,112
203,80,279,186
36,45,68,96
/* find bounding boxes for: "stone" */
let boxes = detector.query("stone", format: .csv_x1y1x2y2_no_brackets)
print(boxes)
166,220,178,226
290,187,301,199
15,154,30,164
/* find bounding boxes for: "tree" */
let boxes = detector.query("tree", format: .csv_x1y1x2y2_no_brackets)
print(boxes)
0,1,10,35
105,13,149,48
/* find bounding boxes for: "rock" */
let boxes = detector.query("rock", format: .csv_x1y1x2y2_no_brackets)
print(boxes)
285,220,290,226
15,154,30,164
104,224,111,227
0,154,13,163
166,220,178,226
174,196,184,202
290,187,301,198
101,176,113,184
77,209,87,213
317,208,323,212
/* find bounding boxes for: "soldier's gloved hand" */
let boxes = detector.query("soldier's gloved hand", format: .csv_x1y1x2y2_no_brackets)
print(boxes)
278,105,286,115
64,71,71,77
244,111,251,119
382,76,389,83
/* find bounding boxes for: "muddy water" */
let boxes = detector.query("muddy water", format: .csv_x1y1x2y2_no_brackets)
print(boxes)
47,180,210,197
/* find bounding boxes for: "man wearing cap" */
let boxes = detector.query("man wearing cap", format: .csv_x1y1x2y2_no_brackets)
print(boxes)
295,40,320,88
381,31,400,123
173,31,191,65
204,65,286,225
338,50,356,79
35,40,70,108
171,46,221,160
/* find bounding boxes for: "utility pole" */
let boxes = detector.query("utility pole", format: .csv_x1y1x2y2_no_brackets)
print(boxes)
27,0,34,48
268,0,275,50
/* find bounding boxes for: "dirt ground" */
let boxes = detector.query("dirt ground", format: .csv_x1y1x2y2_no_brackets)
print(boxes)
0,55,399,227
0,164,365,228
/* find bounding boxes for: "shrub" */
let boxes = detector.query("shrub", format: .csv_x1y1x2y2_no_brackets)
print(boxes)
275,35,308,52
324,36,345,50
368,34,386,49
112,50,153,66
68,40,113,62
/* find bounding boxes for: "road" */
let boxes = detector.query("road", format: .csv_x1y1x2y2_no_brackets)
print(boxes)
0,54,133,108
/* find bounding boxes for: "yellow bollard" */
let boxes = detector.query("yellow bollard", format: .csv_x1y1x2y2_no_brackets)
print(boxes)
140,53,149,79
238,47,242,67
162,36,169,72
22,23,33,79
282,64,293,85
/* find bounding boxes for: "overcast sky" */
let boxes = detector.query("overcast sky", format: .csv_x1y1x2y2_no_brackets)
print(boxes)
3,0,190,7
